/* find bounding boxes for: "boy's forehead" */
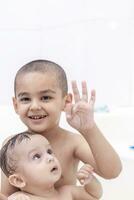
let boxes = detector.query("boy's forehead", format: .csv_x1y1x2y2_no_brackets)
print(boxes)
16,72,60,92
17,71,58,83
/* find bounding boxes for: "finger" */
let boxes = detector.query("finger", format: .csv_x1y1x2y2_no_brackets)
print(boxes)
82,81,88,102
77,173,90,185
89,89,96,106
79,168,93,175
83,174,93,185
77,171,89,179
79,164,94,171
80,179,85,185
80,174,93,185
71,81,80,102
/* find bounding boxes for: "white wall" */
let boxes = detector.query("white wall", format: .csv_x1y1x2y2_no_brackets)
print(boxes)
0,0,134,107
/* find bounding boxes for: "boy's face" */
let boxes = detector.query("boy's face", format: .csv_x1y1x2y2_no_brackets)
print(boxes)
13,72,69,133
12,134,62,188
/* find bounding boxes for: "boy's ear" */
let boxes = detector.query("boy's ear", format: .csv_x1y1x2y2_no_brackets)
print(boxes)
12,97,18,114
63,93,72,111
8,174,26,188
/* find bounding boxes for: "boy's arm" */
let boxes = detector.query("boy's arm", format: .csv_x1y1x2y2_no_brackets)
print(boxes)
8,192,30,200
1,171,18,196
65,81,122,179
71,164,102,200
0,192,8,200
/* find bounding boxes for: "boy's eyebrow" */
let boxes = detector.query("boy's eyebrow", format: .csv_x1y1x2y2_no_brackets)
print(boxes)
40,89,56,94
17,90,56,97
17,92,29,97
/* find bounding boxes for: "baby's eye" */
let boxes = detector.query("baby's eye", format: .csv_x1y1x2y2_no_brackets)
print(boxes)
41,96,52,101
32,153,41,160
47,149,53,154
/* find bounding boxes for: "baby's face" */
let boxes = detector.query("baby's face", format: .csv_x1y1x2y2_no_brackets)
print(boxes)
13,72,67,133
14,134,62,188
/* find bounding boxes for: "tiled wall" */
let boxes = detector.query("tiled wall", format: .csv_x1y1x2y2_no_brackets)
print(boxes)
0,0,134,107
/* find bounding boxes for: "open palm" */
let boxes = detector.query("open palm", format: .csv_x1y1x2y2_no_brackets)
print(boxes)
65,81,96,133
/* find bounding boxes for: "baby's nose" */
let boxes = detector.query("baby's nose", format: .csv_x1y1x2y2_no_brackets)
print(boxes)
46,155,54,163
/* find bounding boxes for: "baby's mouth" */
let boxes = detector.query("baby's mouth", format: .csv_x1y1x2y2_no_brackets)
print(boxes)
28,115,47,120
51,166,58,172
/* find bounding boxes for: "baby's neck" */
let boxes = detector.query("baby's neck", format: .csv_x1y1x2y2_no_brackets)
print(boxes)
23,185,59,199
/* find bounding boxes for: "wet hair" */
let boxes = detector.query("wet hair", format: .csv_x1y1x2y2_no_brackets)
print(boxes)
14,59,68,97
0,131,31,177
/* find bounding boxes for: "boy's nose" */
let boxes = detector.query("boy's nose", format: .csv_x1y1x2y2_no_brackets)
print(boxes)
30,100,41,110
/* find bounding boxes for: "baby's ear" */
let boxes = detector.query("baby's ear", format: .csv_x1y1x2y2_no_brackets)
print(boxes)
8,174,26,188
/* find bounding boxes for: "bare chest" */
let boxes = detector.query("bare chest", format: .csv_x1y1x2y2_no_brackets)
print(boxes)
52,143,79,187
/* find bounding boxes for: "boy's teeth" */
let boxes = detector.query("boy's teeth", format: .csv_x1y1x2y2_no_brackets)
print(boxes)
30,115,47,119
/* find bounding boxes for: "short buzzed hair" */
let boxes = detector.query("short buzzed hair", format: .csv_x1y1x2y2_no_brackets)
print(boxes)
14,60,68,97
0,131,31,177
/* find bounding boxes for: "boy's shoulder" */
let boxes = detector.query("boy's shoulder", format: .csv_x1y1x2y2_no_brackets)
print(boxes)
60,128,88,149
63,128,87,139
60,128,83,141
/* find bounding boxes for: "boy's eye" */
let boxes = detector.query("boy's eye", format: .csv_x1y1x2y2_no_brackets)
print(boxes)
47,149,53,154
32,153,41,160
20,97,30,102
41,96,52,101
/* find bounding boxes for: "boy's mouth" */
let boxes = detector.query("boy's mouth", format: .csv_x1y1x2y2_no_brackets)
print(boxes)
28,115,48,120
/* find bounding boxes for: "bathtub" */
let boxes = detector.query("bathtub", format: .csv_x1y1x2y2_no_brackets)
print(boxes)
93,107,134,199
0,106,134,199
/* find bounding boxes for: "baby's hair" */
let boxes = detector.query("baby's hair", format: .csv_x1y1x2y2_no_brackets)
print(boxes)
0,131,31,177
14,59,68,97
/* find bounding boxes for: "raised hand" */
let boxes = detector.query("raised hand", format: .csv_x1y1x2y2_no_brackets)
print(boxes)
77,164,93,185
65,81,96,133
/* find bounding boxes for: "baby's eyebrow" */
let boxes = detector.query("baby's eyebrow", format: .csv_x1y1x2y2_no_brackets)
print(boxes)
27,148,39,158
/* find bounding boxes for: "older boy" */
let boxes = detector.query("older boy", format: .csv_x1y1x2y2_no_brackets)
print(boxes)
1,60,122,197
0,132,102,200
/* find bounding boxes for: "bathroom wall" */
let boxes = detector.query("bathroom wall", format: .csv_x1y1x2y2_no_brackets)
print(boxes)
0,0,134,107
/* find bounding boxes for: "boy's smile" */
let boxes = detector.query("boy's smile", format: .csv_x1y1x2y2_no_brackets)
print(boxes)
13,72,67,134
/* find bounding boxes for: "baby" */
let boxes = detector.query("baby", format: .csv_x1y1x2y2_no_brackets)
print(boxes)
0,132,102,200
